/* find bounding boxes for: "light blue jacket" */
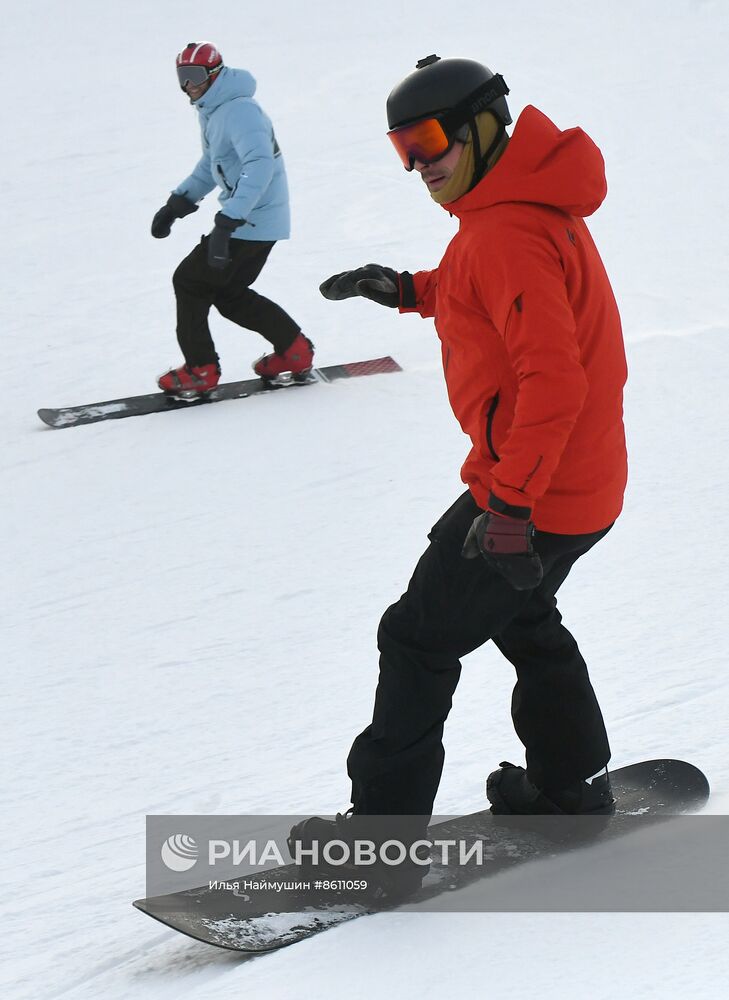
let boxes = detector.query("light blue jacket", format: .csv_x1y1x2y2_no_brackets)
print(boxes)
173,67,290,241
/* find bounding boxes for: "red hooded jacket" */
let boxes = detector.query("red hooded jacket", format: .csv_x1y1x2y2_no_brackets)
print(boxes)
400,105,628,534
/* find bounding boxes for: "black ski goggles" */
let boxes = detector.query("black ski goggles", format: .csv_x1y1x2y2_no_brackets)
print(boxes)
387,74,509,170
177,64,219,89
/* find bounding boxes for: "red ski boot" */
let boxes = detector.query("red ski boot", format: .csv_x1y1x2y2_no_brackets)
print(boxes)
157,363,220,397
253,333,314,382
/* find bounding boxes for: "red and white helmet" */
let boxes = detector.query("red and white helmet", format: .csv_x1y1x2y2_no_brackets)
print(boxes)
176,42,223,89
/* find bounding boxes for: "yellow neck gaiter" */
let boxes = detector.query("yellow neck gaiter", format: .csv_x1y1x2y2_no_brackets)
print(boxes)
430,111,509,205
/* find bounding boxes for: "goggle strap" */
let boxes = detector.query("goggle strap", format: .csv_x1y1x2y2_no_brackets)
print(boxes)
466,73,510,115
440,74,510,132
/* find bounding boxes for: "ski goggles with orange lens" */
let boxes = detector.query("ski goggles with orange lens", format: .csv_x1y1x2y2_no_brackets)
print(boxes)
387,117,456,171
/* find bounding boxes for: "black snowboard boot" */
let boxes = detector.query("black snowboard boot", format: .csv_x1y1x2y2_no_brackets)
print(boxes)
487,761,616,815
287,811,429,901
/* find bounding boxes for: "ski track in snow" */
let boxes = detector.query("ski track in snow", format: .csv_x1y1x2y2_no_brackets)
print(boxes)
3,1,729,998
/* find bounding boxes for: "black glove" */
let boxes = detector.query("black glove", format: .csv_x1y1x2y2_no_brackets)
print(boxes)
462,494,543,591
319,264,400,307
207,212,244,269
150,193,198,238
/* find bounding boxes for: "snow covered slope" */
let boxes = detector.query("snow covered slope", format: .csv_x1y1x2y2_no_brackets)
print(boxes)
3,1,728,998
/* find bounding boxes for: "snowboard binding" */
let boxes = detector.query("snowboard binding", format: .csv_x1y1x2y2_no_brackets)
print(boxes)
259,368,315,389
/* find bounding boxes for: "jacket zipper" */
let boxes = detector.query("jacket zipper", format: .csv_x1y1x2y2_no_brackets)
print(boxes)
486,393,500,461
216,164,233,193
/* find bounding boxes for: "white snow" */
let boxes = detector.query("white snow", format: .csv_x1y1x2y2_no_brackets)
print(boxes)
3,1,728,998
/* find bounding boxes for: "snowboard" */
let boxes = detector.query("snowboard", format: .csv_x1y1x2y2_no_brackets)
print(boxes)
133,759,709,953
37,356,402,429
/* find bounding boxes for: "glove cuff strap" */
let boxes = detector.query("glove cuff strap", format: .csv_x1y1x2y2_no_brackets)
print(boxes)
398,271,416,308
214,211,244,232
488,491,532,521
168,193,198,216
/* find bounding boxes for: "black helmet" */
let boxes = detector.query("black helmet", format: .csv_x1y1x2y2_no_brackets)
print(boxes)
387,54,512,131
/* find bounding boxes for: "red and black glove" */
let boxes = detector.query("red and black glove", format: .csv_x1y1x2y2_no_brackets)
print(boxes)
462,493,543,591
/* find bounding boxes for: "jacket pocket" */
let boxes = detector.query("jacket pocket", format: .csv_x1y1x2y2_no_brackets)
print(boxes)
485,393,500,461
428,490,481,545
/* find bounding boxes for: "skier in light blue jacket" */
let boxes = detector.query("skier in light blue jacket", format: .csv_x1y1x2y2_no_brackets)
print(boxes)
152,42,314,395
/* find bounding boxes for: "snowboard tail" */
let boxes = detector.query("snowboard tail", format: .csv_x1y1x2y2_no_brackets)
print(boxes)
38,356,402,428
133,759,709,953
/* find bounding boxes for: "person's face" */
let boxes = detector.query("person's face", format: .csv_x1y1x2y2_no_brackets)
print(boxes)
183,78,212,103
413,141,465,192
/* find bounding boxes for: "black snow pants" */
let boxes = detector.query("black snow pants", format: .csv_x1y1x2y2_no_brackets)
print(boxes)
172,237,301,366
347,490,613,819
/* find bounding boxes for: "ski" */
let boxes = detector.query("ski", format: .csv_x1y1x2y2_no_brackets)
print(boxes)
133,758,709,953
38,356,402,429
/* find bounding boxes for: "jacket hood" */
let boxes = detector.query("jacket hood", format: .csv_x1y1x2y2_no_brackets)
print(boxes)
448,105,607,219
195,66,257,114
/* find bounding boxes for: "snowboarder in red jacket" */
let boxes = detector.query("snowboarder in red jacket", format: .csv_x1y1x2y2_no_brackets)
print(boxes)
290,55,627,897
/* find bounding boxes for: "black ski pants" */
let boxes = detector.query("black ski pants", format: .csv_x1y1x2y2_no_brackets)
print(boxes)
172,237,301,367
347,490,612,819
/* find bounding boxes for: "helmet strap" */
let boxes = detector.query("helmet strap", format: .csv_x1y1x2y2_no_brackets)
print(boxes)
467,119,506,192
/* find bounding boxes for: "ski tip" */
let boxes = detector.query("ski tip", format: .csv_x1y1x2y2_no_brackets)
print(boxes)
616,758,711,810
37,408,60,428
656,758,711,797
342,356,402,377
638,758,709,785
